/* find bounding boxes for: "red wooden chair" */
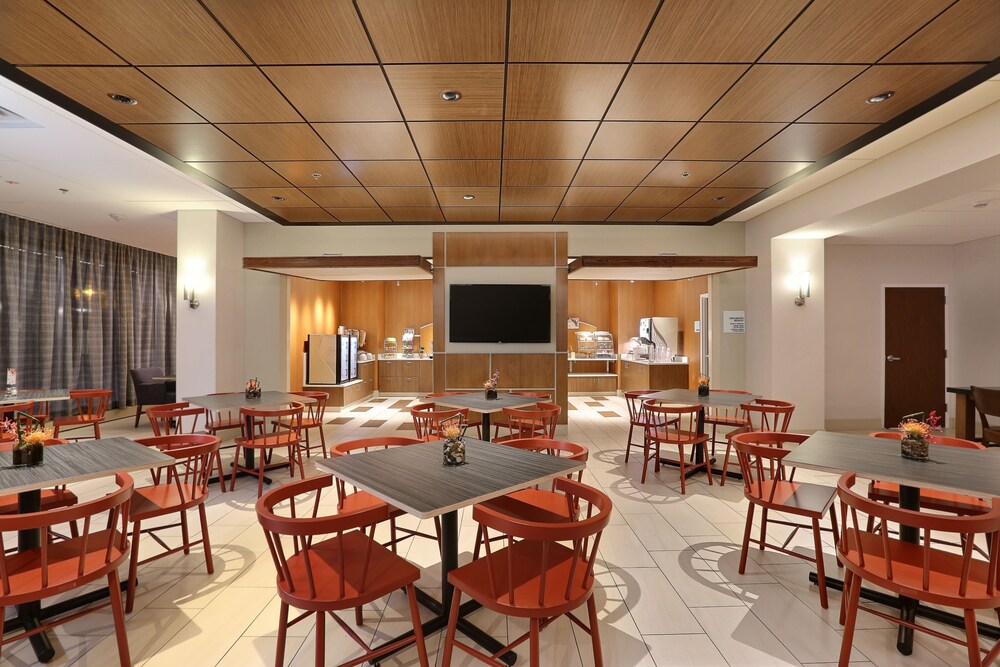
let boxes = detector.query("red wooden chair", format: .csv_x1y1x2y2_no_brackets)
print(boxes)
425,392,482,437
232,404,305,497
0,472,134,666
52,389,112,440
836,472,1000,667
17,393,51,427
493,403,560,443
731,431,840,608
718,398,795,485
126,434,221,612
641,401,711,492
410,402,469,442
148,402,228,493
623,390,661,463
256,474,430,667
329,437,441,554
202,392,244,439
491,391,551,439
703,389,752,466
276,391,329,458
441,478,612,667
0,400,35,425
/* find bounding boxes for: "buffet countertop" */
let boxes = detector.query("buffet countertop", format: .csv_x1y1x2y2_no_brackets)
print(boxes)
377,354,434,361
621,357,689,366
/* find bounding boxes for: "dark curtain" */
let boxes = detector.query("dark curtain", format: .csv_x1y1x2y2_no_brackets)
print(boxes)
0,213,175,410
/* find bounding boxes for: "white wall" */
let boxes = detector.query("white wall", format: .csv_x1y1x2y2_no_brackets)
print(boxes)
951,234,1000,387
710,270,747,391
242,269,288,392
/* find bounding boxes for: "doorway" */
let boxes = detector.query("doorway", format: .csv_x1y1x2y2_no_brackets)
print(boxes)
699,293,710,378
883,287,946,427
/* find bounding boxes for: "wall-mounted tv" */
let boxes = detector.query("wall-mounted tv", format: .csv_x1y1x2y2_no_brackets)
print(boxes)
449,284,551,344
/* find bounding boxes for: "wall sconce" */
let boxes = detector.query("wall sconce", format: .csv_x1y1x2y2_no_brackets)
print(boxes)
181,258,206,310
183,283,200,309
794,271,811,307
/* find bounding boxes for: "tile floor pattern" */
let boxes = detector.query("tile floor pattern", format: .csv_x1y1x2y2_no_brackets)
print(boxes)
2,396,984,666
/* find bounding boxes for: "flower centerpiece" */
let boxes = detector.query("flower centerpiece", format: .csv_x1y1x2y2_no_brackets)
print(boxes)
442,421,468,466
483,369,500,400
697,374,711,397
245,377,261,399
899,411,940,461
2,413,52,466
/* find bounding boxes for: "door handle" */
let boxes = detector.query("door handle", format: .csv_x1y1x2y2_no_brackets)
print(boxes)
886,355,901,362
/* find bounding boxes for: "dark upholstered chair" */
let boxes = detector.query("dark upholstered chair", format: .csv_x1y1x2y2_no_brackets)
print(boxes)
129,367,175,428
971,386,1000,447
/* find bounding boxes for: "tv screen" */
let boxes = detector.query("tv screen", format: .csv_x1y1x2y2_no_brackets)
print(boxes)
449,284,551,344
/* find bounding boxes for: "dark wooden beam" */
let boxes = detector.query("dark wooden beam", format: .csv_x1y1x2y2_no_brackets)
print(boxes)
243,255,433,273
567,255,758,273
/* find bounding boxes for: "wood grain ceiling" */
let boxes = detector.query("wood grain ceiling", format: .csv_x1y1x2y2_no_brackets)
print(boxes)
3,0,997,226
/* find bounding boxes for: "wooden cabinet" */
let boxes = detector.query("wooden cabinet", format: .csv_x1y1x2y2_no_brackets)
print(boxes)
378,359,433,394
358,361,375,397
619,360,649,393
619,360,688,393
568,375,617,394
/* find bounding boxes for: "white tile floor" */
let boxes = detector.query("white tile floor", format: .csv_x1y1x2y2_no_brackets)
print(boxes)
2,395,983,666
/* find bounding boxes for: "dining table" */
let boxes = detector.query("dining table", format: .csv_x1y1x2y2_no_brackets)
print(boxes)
0,437,173,663
429,392,544,442
0,389,71,406
784,430,1000,655
315,437,584,665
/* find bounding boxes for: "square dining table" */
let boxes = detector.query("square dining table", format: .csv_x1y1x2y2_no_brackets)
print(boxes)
784,431,1000,655
429,392,544,442
315,437,584,664
0,389,71,406
0,437,173,663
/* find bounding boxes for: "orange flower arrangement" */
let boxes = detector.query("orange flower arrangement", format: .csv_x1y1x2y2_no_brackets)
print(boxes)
442,424,462,441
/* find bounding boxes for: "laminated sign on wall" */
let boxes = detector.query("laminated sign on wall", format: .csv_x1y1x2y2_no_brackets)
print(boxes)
723,311,745,334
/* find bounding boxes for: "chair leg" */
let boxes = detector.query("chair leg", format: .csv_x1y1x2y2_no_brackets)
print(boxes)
964,609,981,667
759,508,768,550
406,583,430,667
440,590,462,667
640,439,651,484
829,506,843,568
257,449,266,498
739,503,755,574
94,422,101,439
587,593,604,667
389,517,398,554
839,571,853,626
125,520,142,613
275,601,289,667
318,424,327,458
677,444,687,495
812,518,828,609
180,510,190,555
199,503,214,575
473,524,484,560
108,569,132,667
839,567,862,666
134,405,143,428
530,618,541,666
702,443,714,485
355,606,364,625
303,428,311,458
625,424,633,462
214,451,226,493
229,446,242,492
314,609,325,667
719,440,734,486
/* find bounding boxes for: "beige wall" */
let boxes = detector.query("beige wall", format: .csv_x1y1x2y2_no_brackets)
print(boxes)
952,234,1000,387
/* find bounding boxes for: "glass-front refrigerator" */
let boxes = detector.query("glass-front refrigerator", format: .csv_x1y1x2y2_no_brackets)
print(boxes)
348,335,358,380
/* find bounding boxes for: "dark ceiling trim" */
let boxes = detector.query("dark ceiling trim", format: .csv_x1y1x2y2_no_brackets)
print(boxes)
243,255,433,273
567,255,758,273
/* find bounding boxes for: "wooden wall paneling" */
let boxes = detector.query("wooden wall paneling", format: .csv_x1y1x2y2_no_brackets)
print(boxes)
122,124,254,162
385,280,433,350
433,353,446,393
445,232,555,266
515,354,556,389
340,281,386,387
556,354,568,425
0,2,126,65
445,354,490,389
141,66,301,123
490,354,524,389
613,280,655,345
569,281,612,331
288,277,342,392
653,280,680,317
219,123,336,161
556,266,568,352
263,66,400,121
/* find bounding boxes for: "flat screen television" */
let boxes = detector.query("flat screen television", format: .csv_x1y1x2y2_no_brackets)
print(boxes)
449,284,551,344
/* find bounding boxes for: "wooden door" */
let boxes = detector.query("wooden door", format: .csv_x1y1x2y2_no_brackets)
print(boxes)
884,287,946,427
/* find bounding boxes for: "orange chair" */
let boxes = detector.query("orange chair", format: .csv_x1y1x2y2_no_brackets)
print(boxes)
425,392,482,438
0,400,35,424
0,473,134,666
493,403,560,443
718,398,795,485
148,402,228,493
232,404,305,497
731,432,840,608
441,478,611,667
126,434,221,612
329,437,441,554
276,391,328,458
623,390,663,463
490,391,551,439
410,402,469,441
202,392,245,439
703,389,752,466
256,474,430,667
836,472,1000,667
18,393,51,427
52,389,111,440
641,401,711,492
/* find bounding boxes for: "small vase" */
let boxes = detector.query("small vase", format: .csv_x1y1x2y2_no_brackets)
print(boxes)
443,438,466,466
245,388,261,400
698,385,710,397
485,388,498,400
900,436,929,461
12,444,43,466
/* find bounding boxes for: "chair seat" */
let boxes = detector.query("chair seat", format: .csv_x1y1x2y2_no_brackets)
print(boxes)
131,482,207,521
705,415,749,428
449,540,592,618
276,418,323,430
278,530,419,612
841,529,1000,609
480,488,574,524
646,428,710,446
339,490,395,516
748,479,837,518
868,480,989,515
237,433,298,449
206,418,243,432
52,414,103,426
0,488,78,515
984,427,1000,446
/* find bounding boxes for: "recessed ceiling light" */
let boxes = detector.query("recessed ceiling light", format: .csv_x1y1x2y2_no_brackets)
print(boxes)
462,194,475,200
108,213,127,222
680,172,691,178
271,195,285,202
59,188,69,194
865,91,894,104
108,92,138,105
973,201,989,209
311,172,322,179
713,195,727,202
441,90,462,102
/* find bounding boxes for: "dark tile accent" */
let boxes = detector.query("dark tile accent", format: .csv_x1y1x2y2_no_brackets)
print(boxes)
352,406,372,412
590,396,607,402
599,411,620,418
370,398,386,403
391,400,412,409
585,401,603,407
362,419,386,427
568,404,577,410
396,423,417,431
331,417,354,425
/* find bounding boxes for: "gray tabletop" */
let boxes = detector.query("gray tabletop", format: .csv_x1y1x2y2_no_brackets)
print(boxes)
0,437,174,495
641,388,760,409
784,430,1000,499
315,438,585,519
183,391,316,411
0,389,71,405
431,392,542,415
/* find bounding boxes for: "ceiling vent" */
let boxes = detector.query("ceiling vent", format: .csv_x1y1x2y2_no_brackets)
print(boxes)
0,106,41,129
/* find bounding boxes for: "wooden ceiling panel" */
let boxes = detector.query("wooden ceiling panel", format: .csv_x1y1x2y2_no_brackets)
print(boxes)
344,161,428,187
21,67,203,123
642,161,734,187
0,1,125,65
219,124,335,161
49,0,249,65
384,207,445,222
235,187,315,208
667,122,785,161
705,65,866,123
638,0,808,63
608,207,672,222
587,122,694,160
303,187,378,208
608,65,747,121
681,188,763,208
801,64,981,124
262,66,400,122
313,123,418,160
508,0,660,62
746,123,878,162
424,160,501,187
506,64,627,120
189,162,290,188
124,123,254,161
324,207,390,223
203,0,375,64
408,122,502,159
366,187,438,208
443,207,500,222
500,187,568,207
502,160,580,186
760,0,954,64
883,0,1000,63
358,0,505,63
553,207,615,222
434,187,499,207
385,65,504,121
267,161,360,187
504,122,598,159
500,207,558,222
572,161,659,187
142,67,300,123
659,208,722,223
709,162,811,188
269,207,337,223
623,187,699,208
563,187,633,207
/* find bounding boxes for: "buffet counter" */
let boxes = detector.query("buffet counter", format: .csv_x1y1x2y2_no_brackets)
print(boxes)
620,357,689,393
